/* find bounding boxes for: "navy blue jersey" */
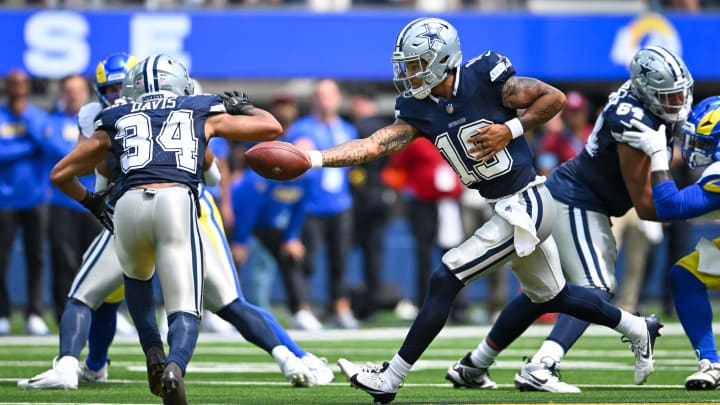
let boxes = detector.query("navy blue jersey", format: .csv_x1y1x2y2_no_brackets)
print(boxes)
95,94,225,203
546,82,675,217
395,51,536,200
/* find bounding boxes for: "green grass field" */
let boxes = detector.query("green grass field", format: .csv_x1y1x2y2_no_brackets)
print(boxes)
1,320,718,404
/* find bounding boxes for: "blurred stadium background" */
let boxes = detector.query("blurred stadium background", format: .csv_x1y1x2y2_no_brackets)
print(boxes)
2,0,720,319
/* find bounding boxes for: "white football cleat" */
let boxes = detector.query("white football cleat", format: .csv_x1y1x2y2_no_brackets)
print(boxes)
281,355,316,387
18,356,78,390
349,361,399,405
685,359,720,390
624,314,663,385
513,357,580,393
302,353,334,385
445,352,497,389
79,361,108,382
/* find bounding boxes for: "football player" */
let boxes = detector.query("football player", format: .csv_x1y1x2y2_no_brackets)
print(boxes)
475,45,693,393
623,95,720,390
19,53,333,394
295,17,661,404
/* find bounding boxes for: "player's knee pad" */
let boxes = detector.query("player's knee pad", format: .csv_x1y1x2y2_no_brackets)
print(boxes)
427,266,464,300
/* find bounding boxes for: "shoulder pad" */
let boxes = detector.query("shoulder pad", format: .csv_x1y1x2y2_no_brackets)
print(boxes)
699,163,720,194
464,51,515,83
77,102,103,138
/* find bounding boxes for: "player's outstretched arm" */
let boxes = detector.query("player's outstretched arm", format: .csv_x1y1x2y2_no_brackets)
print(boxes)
207,108,283,143
502,76,566,132
308,121,418,168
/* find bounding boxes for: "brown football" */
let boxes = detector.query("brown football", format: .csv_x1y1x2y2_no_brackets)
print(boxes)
244,141,310,181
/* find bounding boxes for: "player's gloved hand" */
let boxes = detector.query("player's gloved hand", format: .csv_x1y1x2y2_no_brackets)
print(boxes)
623,119,667,157
623,119,669,171
221,90,255,115
80,184,114,234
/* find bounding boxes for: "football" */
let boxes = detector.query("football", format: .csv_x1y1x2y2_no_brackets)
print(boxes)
244,141,311,181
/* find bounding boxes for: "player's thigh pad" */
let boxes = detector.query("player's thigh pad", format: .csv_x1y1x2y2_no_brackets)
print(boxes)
443,183,560,302
552,201,617,292
198,192,239,312
68,229,125,309
152,187,204,317
114,189,158,282
679,247,720,290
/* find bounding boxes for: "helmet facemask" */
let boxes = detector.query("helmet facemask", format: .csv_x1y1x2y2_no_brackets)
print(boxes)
679,96,720,168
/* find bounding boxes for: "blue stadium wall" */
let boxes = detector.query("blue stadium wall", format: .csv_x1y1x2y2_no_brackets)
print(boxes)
4,8,720,309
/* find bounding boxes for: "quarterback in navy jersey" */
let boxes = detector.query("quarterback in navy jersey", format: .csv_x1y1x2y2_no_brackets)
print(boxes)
50,54,282,404
292,17,661,404
500,45,693,393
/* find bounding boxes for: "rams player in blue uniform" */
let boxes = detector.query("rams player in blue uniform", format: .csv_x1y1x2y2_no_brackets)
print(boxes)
48,54,285,404
467,45,693,393
20,54,332,396
298,17,660,404
624,95,720,390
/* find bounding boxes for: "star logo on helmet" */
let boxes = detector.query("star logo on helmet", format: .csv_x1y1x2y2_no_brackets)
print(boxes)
418,24,446,48
639,62,655,78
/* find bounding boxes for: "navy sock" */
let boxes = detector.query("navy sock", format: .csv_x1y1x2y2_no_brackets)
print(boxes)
671,265,718,362
123,275,163,353
547,288,613,352
166,312,200,374
489,285,620,349
488,292,545,348
397,265,463,364
59,299,92,358
86,302,120,371
216,299,281,354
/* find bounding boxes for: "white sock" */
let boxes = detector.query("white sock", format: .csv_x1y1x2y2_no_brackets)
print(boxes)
56,356,79,373
532,340,565,364
470,339,499,368
387,353,412,388
271,345,293,365
614,310,645,339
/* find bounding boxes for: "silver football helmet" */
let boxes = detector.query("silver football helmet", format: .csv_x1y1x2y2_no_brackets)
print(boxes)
392,17,462,100
629,45,693,123
122,54,194,102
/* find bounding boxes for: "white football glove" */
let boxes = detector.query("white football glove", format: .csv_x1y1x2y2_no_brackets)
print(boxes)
623,118,669,171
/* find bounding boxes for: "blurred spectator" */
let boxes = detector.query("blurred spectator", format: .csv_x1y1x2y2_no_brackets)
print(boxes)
0,69,50,336
347,90,395,321
269,92,300,132
535,91,591,176
285,79,360,329
612,208,663,314
43,74,100,324
383,137,468,323
230,168,322,332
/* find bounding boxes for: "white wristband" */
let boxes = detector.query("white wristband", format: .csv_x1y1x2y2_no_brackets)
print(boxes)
504,117,524,139
94,170,109,191
307,150,323,168
650,151,670,172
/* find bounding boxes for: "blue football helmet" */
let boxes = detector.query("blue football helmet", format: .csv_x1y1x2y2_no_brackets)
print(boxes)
680,96,720,168
95,53,139,107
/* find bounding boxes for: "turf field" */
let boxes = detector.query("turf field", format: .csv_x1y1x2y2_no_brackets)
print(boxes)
0,321,718,404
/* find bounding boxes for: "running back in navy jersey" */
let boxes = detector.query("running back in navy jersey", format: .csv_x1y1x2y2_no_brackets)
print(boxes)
95,94,225,203
395,51,537,200
546,81,675,217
